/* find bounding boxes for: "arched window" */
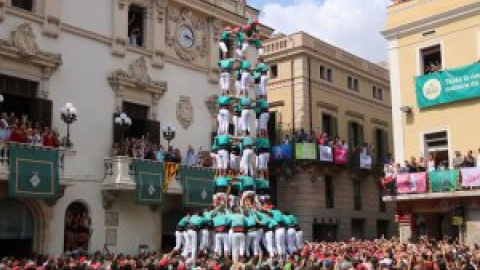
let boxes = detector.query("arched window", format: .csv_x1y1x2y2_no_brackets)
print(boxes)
64,201,91,252
0,199,34,257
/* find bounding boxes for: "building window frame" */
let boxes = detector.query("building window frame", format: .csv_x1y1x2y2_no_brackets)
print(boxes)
127,3,148,48
417,42,444,76
421,128,451,170
321,112,338,138
320,65,333,82
347,76,359,91
9,0,36,13
325,175,334,209
372,86,383,101
270,64,278,79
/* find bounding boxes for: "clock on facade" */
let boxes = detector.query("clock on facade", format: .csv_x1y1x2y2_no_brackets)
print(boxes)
178,25,195,49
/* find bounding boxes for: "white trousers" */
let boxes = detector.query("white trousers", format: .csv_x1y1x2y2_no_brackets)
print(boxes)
240,148,254,176
174,230,184,251
287,228,297,254
187,229,198,260
214,232,229,257
217,108,230,135
217,149,229,170
235,80,242,97
265,230,275,258
255,229,264,256
182,231,190,257
241,109,251,133
233,115,240,136
229,194,238,207
219,42,228,54
200,229,210,252
259,112,269,131
231,232,245,261
275,227,286,256
219,72,230,93
296,230,303,250
230,153,240,171
258,152,270,170
241,71,250,92
260,75,268,96
245,230,259,257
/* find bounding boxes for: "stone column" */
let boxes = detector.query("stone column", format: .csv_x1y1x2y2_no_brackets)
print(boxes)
152,0,168,68
43,0,61,38
40,67,54,99
112,0,128,57
0,0,5,22
207,17,220,84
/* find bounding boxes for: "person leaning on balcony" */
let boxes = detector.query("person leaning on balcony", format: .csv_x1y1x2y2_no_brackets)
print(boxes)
463,150,475,168
427,153,436,172
452,151,464,169
0,119,9,141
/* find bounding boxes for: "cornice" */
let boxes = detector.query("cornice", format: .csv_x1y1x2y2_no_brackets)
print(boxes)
316,101,339,112
345,110,365,120
382,1,480,40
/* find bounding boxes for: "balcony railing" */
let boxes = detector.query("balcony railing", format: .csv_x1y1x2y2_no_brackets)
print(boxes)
0,140,76,183
102,156,183,193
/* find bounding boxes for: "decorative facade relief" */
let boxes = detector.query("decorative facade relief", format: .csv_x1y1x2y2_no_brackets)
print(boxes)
205,95,218,118
165,7,208,62
176,95,194,129
108,57,167,115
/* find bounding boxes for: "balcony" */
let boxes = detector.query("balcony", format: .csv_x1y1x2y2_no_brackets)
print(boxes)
0,141,77,183
101,156,183,208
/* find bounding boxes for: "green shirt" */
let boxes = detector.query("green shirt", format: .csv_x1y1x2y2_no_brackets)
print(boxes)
284,215,298,226
240,60,252,70
255,137,270,149
256,99,269,110
215,176,231,188
255,63,269,73
189,215,205,227
253,71,261,80
270,209,285,225
213,213,229,227
255,211,269,225
234,103,242,113
239,175,255,187
243,136,254,147
266,217,278,229
203,211,214,222
232,178,243,191
220,30,230,41
229,213,246,228
255,178,269,189
215,135,231,147
245,214,257,228
178,216,190,227
217,96,231,106
239,97,251,108
218,58,235,70
235,32,246,46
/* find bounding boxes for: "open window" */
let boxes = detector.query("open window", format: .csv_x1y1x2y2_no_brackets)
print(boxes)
374,128,389,164
424,131,449,169
320,66,333,82
347,76,359,91
321,112,337,138
11,0,34,12
373,86,383,101
348,121,364,149
128,5,146,48
270,64,278,79
421,44,442,75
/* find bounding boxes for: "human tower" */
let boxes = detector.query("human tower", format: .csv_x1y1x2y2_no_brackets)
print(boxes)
172,19,303,263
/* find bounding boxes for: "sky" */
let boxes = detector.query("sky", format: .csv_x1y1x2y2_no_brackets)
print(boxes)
247,0,390,63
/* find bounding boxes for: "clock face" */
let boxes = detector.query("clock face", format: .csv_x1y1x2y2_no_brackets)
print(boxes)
178,25,195,49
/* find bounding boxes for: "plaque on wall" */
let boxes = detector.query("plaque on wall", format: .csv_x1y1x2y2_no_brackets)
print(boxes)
105,228,117,246
105,211,119,226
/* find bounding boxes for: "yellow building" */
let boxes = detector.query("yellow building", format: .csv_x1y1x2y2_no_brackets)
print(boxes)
383,0,480,243
263,32,395,240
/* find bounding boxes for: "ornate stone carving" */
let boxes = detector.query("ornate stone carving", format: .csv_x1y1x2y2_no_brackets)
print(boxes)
205,95,218,118
109,57,166,91
176,95,194,129
166,7,207,62
0,23,61,62
155,0,168,23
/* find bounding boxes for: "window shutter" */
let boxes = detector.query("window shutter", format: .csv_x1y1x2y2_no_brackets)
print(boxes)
31,98,52,128
348,121,354,148
358,124,364,147
147,120,161,145
331,116,338,137
383,130,389,163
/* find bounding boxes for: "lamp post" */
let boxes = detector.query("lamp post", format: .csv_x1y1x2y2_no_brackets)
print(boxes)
114,113,132,155
162,124,176,150
60,103,78,148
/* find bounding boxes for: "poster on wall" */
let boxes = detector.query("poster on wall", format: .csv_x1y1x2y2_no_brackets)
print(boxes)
319,145,333,162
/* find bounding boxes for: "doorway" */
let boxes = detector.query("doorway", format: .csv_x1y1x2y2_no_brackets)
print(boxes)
0,199,34,257
64,201,91,252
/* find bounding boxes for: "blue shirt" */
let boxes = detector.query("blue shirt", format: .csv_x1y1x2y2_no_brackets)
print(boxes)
213,213,229,227
178,216,190,227
155,150,164,162
229,213,246,228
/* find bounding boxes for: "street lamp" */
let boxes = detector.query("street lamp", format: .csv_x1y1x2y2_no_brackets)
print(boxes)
114,112,132,154
162,124,176,150
60,102,78,148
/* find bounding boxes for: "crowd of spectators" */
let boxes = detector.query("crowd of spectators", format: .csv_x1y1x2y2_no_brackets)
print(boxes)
0,112,61,148
2,237,480,270
111,136,202,166
384,150,480,176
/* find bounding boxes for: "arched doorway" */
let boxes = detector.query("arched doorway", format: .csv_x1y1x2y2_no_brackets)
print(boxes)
0,199,34,257
64,201,91,252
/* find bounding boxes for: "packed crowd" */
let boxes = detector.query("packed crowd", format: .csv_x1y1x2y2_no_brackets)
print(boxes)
111,137,203,166
0,112,61,147
384,150,480,176
2,237,480,270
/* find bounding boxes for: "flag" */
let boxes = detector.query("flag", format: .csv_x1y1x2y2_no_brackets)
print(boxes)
396,172,427,194
163,162,179,193
461,167,480,187
319,145,333,162
429,170,459,192
133,160,164,205
333,147,347,165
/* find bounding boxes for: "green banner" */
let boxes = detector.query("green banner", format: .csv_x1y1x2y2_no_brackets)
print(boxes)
295,143,317,160
133,160,164,205
180,167,215,208
429,170,459,192
9,144,59,199
416,63,480,108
